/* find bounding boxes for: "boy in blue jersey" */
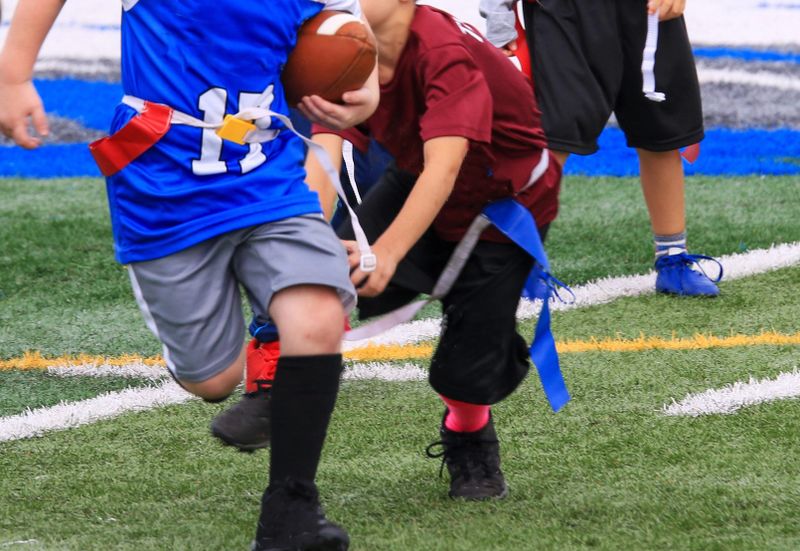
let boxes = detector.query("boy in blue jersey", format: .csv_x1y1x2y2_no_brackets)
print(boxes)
0,0,378,549
211,136,394,453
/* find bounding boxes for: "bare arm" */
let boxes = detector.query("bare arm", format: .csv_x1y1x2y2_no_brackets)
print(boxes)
304,133,346,220
347,136,469,297
0,0,65,148
298,61,379,130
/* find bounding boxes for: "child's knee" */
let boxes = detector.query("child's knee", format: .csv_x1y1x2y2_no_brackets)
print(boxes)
178,356,244,401
297,305,345,348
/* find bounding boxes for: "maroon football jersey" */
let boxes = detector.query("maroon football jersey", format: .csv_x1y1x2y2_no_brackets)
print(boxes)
314,5,560,241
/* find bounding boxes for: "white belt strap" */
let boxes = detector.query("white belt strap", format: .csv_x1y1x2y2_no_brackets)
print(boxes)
342,140,363,205
121,92,376,272
642,12,666,102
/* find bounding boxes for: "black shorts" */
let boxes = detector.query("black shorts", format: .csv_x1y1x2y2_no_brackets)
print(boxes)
338,163,549,405
523,0,704,154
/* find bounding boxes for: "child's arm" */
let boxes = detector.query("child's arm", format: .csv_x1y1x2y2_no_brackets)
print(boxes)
304,133,346,220
479,0,518,54
348,136,469,297
648,0,686,21
0,0,65,148
297,63,379,130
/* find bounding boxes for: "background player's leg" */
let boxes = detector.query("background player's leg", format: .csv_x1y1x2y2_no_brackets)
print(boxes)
638,148,685,236
638,149,721,296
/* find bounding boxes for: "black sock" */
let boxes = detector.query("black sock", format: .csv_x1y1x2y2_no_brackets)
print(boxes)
269,354,343,487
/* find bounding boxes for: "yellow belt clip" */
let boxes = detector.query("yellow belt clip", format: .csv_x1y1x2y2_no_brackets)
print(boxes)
216,115,256,145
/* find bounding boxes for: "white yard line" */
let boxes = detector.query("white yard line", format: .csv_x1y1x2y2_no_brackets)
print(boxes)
0,380,192,443
664,370,800,416
697,68,800,91
48,362,167,380
344,362,427,382
0,363,425,443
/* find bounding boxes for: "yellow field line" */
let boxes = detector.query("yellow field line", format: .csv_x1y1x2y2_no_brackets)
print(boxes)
557,331,800,353
2,331,799,372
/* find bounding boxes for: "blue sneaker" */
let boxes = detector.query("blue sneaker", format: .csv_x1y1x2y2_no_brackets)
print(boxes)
655,252,723,297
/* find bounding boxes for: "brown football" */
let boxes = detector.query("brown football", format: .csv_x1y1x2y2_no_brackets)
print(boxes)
282,11,377,105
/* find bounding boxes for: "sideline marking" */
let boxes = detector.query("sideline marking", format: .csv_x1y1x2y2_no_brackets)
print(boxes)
664,370,800,416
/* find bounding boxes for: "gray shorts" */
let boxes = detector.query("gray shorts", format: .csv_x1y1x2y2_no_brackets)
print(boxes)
127,215,356,383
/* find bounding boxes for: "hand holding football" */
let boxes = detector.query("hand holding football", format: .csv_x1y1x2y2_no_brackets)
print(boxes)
282,11,378,105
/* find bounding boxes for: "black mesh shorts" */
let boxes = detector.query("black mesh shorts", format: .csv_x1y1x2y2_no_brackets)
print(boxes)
522,0,704,154
338,163,547,404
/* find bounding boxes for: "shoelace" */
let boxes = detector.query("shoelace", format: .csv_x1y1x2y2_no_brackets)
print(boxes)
529,269,576,304
658,252,724,283
425,439,499,480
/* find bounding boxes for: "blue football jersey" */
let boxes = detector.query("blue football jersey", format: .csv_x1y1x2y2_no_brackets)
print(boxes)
108,0,360,263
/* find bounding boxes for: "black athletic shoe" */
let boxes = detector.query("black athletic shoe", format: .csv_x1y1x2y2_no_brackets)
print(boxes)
425,414,508,500
210,388,271,452
252,478,349,551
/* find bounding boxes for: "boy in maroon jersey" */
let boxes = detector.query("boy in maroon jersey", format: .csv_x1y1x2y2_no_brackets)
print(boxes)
300,0,562,500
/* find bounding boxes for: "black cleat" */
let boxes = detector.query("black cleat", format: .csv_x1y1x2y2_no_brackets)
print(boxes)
252,478,349,551
426,413,508,500
210,388,271,452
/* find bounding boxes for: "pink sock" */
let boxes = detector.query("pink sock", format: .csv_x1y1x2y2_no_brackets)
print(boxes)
440,396,490,433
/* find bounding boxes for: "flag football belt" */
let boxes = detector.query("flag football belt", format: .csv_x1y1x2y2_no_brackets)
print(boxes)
88,88,377,273
345,151,571,412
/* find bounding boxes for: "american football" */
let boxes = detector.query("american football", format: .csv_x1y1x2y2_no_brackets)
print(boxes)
282,10,377,105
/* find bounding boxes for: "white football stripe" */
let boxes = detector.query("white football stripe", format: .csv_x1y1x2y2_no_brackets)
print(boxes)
316,13,362,36
0,380,192,443
664,370,800,416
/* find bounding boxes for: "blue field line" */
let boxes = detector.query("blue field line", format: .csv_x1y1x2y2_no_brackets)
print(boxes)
566,128,800,176
0,144,100,178
694,47,800,64
35,79,123,131
1,129,798,178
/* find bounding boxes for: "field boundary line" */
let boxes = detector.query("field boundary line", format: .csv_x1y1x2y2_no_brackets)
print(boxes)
664,369,800,416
